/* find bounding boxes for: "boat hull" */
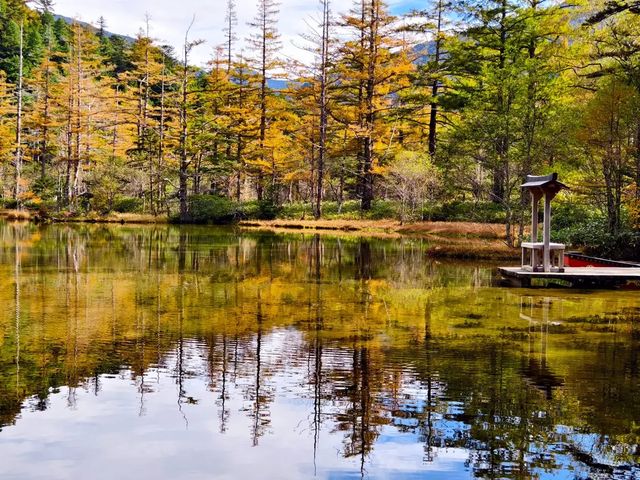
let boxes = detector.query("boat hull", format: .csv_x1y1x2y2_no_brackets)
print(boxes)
564,252,640,269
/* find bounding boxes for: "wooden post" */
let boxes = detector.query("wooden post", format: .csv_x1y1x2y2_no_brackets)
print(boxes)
543,192,551,272
531,191,540,242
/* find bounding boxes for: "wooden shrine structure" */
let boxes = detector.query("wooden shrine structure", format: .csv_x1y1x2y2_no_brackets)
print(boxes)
499,173,640,288
520,173,568,273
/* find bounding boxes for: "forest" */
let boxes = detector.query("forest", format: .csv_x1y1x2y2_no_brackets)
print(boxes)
0,0,639,254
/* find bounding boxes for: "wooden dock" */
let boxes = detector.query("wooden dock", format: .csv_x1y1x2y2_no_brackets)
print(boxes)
499,266,640,288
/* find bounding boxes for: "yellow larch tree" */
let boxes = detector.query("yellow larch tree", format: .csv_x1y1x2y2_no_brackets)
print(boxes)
57,22,115,209
335,0,415,210
124,29,167,211
0,72,15,197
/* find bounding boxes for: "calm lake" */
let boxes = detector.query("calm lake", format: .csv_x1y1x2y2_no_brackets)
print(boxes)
0,222,638,479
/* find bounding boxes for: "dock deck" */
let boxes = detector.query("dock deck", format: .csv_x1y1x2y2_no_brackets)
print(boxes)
499,266,640,287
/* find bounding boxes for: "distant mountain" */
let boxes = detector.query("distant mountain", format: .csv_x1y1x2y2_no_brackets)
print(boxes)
53,13,291,90
52,14,432,91
53,14,136,43
414,41,437,65
266,42,437,91
267,78,289,90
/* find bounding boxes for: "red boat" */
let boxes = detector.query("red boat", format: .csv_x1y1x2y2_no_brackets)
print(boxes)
564,252,640,268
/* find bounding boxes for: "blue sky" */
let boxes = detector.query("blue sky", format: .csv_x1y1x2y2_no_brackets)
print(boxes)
52,0,426,66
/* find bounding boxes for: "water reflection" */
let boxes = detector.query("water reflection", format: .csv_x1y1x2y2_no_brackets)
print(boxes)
519,297,565,399
0,222,638,479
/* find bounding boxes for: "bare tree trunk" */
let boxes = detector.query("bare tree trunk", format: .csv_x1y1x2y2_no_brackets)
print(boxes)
143,22,155,215
178,20,202,222
356,0,366,207
179,50,190,221
14,19,24,208
314,0,330,219
64,59,73,206
361,0,379,212
110,83,120,210
491,0,509,205
235,59,246,202
257,2,268,201
310,123,316,208
72,26,83,207
40,25,53,182
194,152,203,195
236,135,243,201
158,56,167,214
225,0,237,180
428,0,443,158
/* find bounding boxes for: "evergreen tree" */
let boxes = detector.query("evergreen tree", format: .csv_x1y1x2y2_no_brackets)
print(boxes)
443,0,573,244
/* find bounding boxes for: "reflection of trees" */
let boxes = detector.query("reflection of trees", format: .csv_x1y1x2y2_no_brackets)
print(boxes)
0,223,638,476
421,303,436,463
13,225,22,420
311,314,322,474
219,328,230,433
249,292,270,446
520,297,564,400
355,241,372,281
176,261,187,426
309,235,323,472
332,347,381,474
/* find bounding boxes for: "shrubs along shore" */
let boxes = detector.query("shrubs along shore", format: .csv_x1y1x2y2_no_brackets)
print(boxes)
1,195,637,261
1,210,167,224
0,204,519,260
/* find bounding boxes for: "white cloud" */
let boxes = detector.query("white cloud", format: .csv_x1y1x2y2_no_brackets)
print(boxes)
52,0,414,67
52,0,350,67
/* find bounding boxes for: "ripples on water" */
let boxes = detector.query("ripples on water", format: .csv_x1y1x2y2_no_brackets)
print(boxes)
0,223,638,479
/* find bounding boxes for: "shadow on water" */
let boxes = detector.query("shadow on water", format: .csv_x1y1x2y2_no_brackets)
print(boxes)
0,222,638,479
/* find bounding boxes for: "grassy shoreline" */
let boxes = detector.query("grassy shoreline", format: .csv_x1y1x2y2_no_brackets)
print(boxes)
238,219,518,260
52,213,169,224
238,218,507,238
0,209,168,224
0,210,519,260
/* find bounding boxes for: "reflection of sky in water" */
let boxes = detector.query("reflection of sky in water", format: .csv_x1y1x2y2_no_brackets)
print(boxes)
0,225,639,479
0,332,637,480
0,341,475,480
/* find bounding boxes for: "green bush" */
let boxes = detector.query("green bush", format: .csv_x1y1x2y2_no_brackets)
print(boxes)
275,200,398,220
551,201,593,231
31,176,58,202
35,201,57,219
555,214,640,261
280,202,313,219
240,200,281,220
424,201,505,223
239,200,260,219
2,199,18,209
113,197,143,214
189,195,239,224
276,200,398,220
321,200,362,218
364,200,398,220
248,199,404,221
